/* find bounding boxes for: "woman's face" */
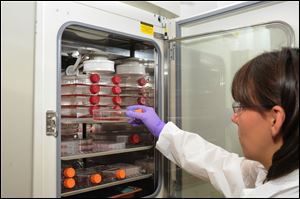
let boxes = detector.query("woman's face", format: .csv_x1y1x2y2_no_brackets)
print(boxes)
231,109,275,163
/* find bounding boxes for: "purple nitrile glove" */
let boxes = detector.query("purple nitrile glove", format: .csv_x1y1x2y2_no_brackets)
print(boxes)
125,105,165,137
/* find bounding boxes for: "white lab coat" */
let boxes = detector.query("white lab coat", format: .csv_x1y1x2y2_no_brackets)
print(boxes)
156,122,299,198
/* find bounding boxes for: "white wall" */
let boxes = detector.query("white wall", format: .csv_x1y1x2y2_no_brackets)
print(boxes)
1,2,36,197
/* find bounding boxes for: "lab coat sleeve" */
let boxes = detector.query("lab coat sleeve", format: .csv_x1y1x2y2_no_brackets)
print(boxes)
156,122,249,197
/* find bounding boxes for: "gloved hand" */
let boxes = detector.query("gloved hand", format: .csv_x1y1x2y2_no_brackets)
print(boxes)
126,105,165,137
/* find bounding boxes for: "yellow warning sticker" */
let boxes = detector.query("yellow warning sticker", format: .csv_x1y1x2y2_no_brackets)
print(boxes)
140,22,154,36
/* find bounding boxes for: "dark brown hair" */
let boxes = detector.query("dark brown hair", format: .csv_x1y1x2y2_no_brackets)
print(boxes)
231,47,299,182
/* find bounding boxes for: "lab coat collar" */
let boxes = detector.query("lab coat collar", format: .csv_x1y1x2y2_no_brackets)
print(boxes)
242,169,299,198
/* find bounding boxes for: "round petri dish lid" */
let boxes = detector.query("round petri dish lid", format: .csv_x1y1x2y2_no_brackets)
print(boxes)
116,61,146,75
83,59,115,73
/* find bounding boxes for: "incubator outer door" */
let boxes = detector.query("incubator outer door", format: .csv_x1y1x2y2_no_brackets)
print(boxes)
32,2,168,197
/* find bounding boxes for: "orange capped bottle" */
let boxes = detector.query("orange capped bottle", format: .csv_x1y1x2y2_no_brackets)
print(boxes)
63,167,76,178
134,109,143,113
90,173,102,184
102,168,126,182
77,169,102,188
115,169,126,180
63,178,76,189
132,109,143,125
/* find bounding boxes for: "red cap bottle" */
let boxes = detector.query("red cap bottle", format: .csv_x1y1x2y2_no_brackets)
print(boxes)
112,75,121,84
90,73,100,83
89,96,100,105
137,97,146,105
112,86,122,94
129,133,140,144
137,77,147,86
112,96,122,105
89,85,100,94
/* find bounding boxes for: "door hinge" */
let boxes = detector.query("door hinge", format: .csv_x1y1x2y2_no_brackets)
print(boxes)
169,42,176,61
46,110,57,137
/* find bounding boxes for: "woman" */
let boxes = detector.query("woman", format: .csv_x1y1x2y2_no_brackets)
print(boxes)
126,47,299,197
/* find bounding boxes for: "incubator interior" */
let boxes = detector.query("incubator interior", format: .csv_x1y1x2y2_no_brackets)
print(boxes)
59,24,158,198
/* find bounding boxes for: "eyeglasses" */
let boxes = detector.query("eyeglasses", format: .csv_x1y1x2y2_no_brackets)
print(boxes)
232,102,246,114
232,101,275,114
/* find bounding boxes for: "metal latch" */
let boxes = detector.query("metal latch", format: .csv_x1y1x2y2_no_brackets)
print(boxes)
46,110,57,137
169,42,176,61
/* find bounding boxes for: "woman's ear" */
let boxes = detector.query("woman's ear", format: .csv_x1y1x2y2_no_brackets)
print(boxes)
270,105,285,138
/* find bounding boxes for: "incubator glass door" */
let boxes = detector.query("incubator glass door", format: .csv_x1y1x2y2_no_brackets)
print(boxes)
167,21,294,197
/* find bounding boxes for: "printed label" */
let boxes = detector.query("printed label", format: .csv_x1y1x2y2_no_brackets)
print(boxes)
140,22,154,36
